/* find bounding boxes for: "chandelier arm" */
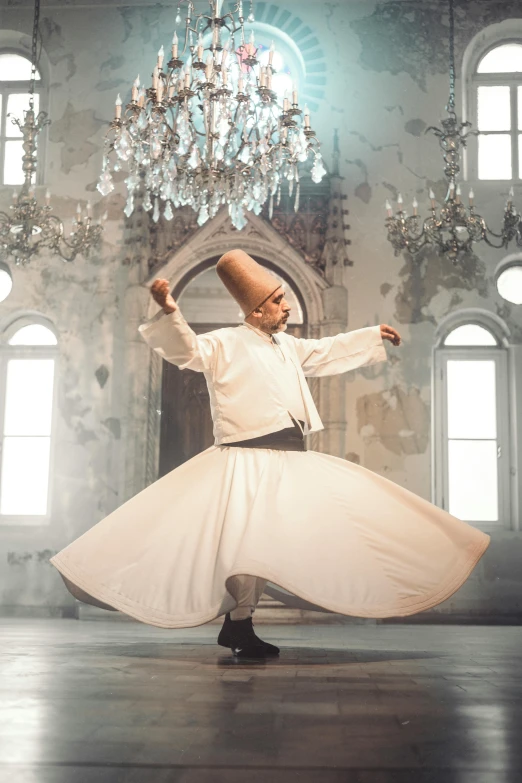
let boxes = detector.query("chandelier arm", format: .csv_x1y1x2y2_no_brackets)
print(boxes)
481,233,511,249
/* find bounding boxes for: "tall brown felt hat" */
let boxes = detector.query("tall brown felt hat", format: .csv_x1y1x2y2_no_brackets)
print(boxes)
216,249,282,317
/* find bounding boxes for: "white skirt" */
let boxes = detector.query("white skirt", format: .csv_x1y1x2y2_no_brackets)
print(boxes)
50,446,490,628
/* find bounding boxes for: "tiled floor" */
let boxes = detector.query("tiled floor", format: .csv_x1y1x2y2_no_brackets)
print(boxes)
1,618,521,782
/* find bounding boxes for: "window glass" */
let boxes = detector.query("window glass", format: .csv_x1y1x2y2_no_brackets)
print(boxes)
446,359,497,439
497,264,522,304
6,93,40,138
477,86,511,131
0,358,55,516
4,140,25,186
448,440,498,522
0,55,41,186
0,322,57,518
0,436,51,515
0,54,40,81
478,134,512,179
9,324,58,346
3,359,55,437
478,44,522,73
0,267,12,303
443,324,497,346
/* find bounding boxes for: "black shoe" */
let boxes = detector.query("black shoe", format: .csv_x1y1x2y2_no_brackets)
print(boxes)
217,613,280,658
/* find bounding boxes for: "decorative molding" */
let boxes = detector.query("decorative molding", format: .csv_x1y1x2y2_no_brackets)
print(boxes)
433,307,511,348
144,207,328,326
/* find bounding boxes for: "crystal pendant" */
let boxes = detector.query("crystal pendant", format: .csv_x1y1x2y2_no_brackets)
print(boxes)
151,136,162,160
136,112,148,132
239,145,251,164
164,200,174,221
125,173,140,192
229,202,247,231
124,194,134,218
197,203,209,226
97,168,114,197
311,154,327,184
152,198,161,222
143,192,153,211
294,182,300,213
114,129,133,161
188,145,201,169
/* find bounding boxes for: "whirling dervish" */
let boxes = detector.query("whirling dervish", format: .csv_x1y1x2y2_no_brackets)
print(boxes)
50,249,490,658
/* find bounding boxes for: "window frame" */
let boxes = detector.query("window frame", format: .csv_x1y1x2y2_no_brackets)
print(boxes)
0,48,45,187
433,330,511,531
468,39,522,182
0,316,59,526
495,252,522,304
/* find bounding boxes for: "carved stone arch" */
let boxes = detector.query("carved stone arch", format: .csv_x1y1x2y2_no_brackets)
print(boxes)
144,208,327,328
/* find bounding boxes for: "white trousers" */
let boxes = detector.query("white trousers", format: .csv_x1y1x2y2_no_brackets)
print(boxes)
228,574,267,620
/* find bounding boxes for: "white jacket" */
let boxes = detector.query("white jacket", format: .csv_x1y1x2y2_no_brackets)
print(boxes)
139,309,388,445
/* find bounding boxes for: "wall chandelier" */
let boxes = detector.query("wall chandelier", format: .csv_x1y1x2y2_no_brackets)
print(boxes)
0,0,104,265
97,0,326,231
384,0,522,264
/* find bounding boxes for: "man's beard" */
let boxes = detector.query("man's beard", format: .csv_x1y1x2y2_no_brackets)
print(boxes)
265,316,288,334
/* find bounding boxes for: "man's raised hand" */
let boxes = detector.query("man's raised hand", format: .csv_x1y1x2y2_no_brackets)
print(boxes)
380,324,401,346
151,279,178,314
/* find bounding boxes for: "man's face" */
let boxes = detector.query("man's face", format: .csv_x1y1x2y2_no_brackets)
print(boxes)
255,288,291,334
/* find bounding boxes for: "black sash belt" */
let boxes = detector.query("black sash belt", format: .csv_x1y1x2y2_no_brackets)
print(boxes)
225,420,306,452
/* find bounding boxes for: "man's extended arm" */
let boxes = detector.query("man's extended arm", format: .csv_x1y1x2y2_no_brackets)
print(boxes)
288,325,388,378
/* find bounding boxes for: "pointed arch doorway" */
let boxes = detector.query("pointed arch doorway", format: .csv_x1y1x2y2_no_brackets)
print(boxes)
158,256,308,476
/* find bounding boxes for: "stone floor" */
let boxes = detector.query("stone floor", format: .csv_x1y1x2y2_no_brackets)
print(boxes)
1,619,522,783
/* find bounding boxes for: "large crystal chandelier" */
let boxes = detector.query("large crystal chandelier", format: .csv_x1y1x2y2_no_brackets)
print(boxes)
0,0,104,265
97,0,326,231
385,0,522,264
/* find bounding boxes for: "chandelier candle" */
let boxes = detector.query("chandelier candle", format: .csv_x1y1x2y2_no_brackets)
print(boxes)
97,0,326,230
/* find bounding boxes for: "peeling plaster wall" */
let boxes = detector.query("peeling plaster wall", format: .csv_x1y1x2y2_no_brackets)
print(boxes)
0,0,521,619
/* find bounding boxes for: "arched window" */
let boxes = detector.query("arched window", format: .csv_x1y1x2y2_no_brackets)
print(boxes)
433,315,511,529
0,316,58,521
0,52,42,186
471,42,522,180
0,262,13,303
495,253,522,305
194,22,311,105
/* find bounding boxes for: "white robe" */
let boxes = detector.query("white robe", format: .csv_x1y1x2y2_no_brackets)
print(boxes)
137,308,387,443
50,313,490,627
